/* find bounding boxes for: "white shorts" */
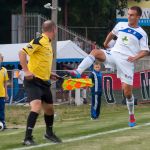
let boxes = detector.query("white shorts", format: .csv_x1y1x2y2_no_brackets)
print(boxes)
102,50,134,85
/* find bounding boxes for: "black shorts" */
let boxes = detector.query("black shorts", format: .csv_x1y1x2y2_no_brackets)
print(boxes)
24,77,53,104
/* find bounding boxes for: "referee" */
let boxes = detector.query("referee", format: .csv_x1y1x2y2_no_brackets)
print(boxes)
19,20,62,145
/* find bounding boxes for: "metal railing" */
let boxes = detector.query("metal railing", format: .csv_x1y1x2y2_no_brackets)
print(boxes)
5,66,150,105
11,13,97,54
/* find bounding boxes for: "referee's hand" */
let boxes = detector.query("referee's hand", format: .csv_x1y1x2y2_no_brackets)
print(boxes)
24,71,34,80
50,72,60,81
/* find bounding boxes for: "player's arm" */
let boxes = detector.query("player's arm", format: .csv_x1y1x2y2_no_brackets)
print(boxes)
103,32,116,48
103,22,121,48
128,32,150,62
127,50,149,62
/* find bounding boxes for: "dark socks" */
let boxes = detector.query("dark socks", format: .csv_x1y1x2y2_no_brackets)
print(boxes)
44,114,54,135
25,111,39,139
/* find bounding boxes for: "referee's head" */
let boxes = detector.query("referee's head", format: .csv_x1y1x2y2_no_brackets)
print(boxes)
42,20,57,39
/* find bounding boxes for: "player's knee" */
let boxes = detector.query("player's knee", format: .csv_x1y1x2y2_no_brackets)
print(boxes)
90,49,105,61
90,49,99,56
124,90,132,99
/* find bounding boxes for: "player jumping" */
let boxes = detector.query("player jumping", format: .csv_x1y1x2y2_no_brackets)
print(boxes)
69,6,149,127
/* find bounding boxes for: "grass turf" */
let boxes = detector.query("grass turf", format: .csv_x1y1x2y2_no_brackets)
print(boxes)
1,103,150,150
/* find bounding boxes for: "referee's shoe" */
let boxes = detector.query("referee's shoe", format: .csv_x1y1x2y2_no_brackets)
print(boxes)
44,132,62,143
23,136,37,146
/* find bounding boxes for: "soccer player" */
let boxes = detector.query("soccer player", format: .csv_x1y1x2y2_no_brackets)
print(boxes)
0,53,9,130
19,20,62,145
70,6,149,127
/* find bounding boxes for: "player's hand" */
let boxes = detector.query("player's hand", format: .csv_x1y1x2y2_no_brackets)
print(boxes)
50,72,60,81
127,56,137,62
24,71,34,80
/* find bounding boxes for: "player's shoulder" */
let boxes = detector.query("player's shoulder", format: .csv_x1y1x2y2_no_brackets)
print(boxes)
116,22,128,27
114,22,128,30
117,22,128,25
137,27,148,36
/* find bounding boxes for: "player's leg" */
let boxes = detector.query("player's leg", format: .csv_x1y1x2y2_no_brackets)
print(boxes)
42,88,62,143
122,83,136,127
70,49,106,77
114,52,136,127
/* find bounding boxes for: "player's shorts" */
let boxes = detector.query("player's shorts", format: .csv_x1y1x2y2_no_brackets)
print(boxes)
24,77,53,104
102,50,134,85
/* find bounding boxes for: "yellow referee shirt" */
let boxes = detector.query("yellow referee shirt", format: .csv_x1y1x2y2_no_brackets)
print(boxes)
0,67,9,97
22,33,53,81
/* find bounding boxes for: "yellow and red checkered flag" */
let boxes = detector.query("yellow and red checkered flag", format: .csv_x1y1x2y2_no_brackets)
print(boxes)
62,78,93,90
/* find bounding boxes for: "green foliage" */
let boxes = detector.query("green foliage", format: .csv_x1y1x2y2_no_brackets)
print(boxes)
67,0,116,27
1,0,149,44
117,0,127,16
66,0,116,45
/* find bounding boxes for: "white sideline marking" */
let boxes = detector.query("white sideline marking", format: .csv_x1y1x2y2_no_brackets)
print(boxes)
12,122,150,150
0,130,23,136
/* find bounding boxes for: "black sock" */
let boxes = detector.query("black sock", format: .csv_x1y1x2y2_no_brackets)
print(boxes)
44,114,54,135
25,111,39,139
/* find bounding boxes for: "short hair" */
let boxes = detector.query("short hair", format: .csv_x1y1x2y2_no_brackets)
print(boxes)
129,6,142,16
94,61,101,66
42,20,56,32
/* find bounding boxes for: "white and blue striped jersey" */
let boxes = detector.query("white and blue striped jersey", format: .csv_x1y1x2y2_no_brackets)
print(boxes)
111,22,149,56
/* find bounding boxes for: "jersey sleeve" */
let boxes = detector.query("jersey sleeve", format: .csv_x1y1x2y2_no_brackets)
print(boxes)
22,38,42,55
112,22,121,36
139,33,149,51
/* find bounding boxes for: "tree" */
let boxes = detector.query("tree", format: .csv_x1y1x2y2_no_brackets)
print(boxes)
3,0,147,44
63,0,116,45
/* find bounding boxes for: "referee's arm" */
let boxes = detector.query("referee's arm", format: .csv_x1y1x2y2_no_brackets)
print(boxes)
19,50,34,78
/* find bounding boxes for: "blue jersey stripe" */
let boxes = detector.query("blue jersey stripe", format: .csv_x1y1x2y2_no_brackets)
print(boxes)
119,28,143,40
